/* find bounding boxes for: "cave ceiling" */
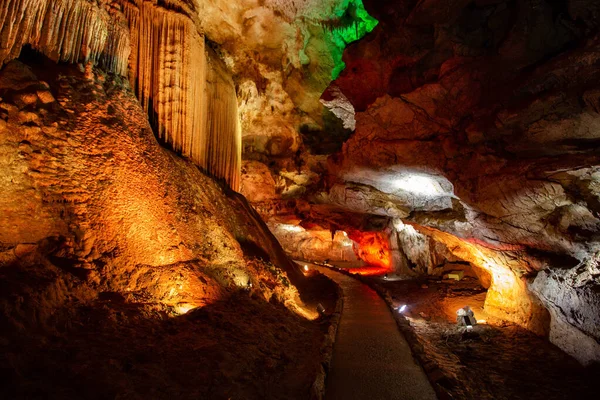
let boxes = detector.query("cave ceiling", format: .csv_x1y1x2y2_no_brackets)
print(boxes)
239,0,600,262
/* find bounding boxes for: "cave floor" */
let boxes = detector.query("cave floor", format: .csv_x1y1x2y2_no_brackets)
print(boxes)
0,264,338,400
364,276,597,400
315,266,437,400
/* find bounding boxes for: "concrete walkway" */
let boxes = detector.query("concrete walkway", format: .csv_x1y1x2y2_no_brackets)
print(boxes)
316,266,437,400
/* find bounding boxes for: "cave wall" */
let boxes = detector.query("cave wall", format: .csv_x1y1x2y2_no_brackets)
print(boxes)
268,223,359,263
3,0,599,367
0,54,303,332
391,220,485,281
314,0,600,364
232,0,600,366
1,0,242,189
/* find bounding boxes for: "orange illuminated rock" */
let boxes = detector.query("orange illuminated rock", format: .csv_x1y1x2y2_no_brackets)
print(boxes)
0,59,303,323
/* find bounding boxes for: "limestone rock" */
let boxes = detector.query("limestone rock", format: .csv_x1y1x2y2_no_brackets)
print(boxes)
240,160,278,203
0,60,302,319
530,257,600,365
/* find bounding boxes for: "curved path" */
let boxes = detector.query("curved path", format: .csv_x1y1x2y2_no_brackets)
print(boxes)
315,266,437,400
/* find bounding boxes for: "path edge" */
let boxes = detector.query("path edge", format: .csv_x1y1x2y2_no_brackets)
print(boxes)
310,274,344,400
315,265,448,399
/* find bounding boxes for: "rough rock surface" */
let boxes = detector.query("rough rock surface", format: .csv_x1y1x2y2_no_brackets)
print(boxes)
3,0,600,380
269,223,358,263
313,0,600,364
233,0,600,366
0,53,338,398
0,54,308,316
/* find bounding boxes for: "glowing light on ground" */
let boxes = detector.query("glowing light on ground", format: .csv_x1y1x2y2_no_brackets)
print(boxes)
174,303,194,315
342,265,391,276
233,271,252,288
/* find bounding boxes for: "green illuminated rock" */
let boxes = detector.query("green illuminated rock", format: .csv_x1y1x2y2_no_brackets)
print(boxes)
319,0,379,79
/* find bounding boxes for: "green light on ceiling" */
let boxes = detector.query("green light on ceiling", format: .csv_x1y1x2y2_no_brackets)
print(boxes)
326,0,378,80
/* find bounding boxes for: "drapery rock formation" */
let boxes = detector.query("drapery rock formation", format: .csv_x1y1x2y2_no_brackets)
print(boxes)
1,0,242,189
0,55,302,315
0,51,333,398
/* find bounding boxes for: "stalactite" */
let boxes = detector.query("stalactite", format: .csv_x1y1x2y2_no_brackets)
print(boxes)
0,0,241,190
0,0,129,76
203,50,242,191
122,0,241,190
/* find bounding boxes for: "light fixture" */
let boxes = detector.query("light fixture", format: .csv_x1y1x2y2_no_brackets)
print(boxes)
398,305,407,313
304,265,309,271
317,303,326,316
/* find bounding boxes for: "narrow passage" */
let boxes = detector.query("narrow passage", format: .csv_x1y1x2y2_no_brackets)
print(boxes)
316,266,437,400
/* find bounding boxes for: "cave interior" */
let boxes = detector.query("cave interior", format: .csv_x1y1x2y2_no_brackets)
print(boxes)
1,0,599,399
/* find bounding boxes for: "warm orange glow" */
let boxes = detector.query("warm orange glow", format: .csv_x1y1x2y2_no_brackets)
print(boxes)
408,223,548,334
174,303,195,315
348,231,393,272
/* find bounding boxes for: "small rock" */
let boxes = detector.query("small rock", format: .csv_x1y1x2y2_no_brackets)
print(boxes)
37,90,55,104
42,125,57,134
14,243,37,258
22,126,42,139
1,102,18,116
16,92,38,106
421,284,429,289
17,110,40,125
18,140,31,152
